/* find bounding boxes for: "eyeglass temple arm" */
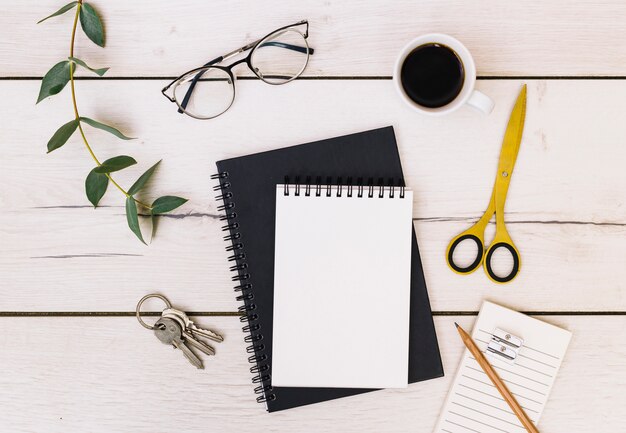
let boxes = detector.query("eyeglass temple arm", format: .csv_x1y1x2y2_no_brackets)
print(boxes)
161,53,223,103
257,41,314,55
177,41,315,113
176,55,226,113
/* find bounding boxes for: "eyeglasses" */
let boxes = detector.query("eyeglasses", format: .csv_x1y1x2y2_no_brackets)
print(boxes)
161,20,314,120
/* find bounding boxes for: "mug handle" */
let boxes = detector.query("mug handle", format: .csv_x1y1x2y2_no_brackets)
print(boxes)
466,90,494,114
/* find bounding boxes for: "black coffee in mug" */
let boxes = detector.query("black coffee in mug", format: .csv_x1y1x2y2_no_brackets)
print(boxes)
400,43,465,108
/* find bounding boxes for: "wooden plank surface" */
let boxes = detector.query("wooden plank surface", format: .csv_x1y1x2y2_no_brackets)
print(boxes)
5,0,626,77
2,2,625,432
0,315,622,433
2,79,626,311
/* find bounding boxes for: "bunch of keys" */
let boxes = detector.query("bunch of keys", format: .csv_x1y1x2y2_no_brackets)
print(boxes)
136,294,224,369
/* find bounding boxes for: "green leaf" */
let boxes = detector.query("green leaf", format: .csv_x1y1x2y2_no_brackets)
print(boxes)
37,60,72,103
37,1,78,24
151,196,188,214
79,3,105,47
128,160,161,195
94,155,137,173
47,119,80,153
125,196,146,244
79,117,135,140
151,213,158,240
85,168,109,207
69,57,108,76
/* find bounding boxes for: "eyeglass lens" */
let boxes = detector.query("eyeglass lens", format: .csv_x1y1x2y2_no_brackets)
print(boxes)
251,29,310,84
174,68,235,119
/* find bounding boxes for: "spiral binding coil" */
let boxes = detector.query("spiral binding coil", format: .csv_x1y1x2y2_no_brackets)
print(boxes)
283,176,405,199
212,173,407,404
212,171,276,404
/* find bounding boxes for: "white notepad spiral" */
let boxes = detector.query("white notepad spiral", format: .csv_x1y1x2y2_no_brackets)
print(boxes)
272,179,414,388
281,176,407,199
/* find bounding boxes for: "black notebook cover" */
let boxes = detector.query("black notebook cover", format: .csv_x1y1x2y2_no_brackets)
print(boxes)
215,126,443,412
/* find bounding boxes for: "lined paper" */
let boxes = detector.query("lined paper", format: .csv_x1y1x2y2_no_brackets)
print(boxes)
433,301,571,433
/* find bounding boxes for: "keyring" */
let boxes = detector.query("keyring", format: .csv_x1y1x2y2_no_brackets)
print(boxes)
136,294,172,330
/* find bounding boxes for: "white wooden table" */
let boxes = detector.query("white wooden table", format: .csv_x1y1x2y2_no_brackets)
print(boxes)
1,1,625,431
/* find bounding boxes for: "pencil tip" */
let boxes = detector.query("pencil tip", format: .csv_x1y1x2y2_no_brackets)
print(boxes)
454,322,459,329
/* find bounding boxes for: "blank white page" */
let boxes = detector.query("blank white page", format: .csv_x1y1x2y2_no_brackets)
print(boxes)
271,185,413,388
433,301,572,433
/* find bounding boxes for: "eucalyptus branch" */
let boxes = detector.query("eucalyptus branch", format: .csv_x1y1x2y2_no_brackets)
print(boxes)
67,3,149,208
37,1,187,244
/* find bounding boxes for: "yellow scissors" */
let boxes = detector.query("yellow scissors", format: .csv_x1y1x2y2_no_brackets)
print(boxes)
446,85,527,283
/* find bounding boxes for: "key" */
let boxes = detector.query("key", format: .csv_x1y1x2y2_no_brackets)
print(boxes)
162,308,224,343
161,311,216,356
154,318,204,369
162,307,224,343
160,310,186,332
161,311,216,355
182,332,216,356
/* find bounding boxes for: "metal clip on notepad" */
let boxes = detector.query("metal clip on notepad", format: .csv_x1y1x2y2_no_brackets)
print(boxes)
486,328,523,364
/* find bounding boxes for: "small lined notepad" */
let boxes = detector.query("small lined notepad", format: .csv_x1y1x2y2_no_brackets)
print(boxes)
433,301,572,433
271,184,414,389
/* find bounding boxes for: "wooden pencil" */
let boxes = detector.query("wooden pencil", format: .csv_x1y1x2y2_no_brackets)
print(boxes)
454,322,539,433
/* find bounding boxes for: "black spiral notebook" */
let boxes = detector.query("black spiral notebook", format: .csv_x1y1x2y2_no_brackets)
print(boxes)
213,126,443,412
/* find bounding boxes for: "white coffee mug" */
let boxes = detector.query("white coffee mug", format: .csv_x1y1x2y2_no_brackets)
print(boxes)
393,34,494,116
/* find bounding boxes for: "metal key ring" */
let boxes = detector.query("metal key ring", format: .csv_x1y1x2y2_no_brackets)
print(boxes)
136,294,172,330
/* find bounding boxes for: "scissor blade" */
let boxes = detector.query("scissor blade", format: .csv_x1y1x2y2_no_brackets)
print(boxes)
499,85,527,175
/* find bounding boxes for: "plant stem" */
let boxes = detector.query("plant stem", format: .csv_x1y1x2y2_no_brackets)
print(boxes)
68,1,151,209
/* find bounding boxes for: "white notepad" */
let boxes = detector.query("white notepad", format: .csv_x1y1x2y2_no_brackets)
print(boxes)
271,184,414,388
434,301,572,433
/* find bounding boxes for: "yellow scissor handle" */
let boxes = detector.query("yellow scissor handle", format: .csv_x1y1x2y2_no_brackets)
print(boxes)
446,192,521,283
483,224,521,284
446,193,494,275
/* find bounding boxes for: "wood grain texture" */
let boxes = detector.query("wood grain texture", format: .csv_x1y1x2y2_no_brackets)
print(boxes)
6,0,626,77
0,0,626,433
0,315,623,433
2,80,626,311
2,2,625,432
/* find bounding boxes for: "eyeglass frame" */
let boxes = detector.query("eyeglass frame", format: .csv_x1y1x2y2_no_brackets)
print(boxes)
161,20,315,120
